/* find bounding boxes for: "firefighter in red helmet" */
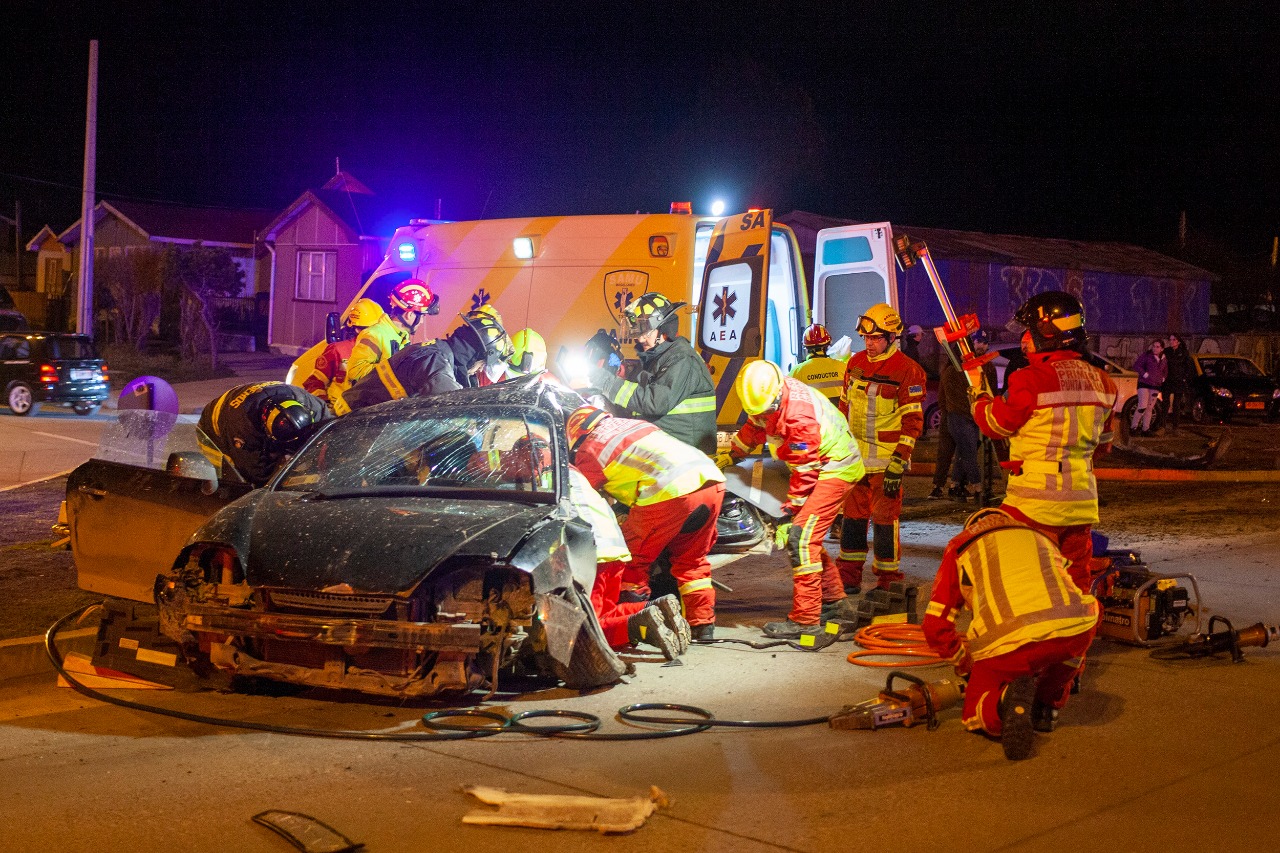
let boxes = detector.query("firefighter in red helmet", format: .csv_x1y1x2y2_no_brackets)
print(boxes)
790,323,846,407
346,279,439,386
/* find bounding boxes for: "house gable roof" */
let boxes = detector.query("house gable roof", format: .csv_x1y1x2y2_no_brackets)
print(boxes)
58,200,273,248
25,226,62,252
260,173,422,243
778,210,1218,282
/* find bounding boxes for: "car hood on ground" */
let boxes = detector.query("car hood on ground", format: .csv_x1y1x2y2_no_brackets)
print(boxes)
241,491,557,592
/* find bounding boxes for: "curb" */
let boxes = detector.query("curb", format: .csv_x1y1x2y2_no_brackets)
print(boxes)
0,628,96,683
907,462,1280,483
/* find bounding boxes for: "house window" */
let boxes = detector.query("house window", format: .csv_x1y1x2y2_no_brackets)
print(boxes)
41,258,60,294
296,251,337,302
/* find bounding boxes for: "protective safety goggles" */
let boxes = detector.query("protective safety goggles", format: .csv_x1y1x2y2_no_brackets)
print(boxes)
856,316,885,336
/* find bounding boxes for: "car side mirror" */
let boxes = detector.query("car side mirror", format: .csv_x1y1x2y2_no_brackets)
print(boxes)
166,452,220,496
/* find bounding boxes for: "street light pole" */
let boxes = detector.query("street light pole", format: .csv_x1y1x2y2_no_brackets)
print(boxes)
76,40,98,337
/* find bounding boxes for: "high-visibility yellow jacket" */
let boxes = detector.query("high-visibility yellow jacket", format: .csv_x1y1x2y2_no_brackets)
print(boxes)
345,316,409,385
790,354,846,407
973,350,1118,526
923,512,1099,664
840,345,926,471
575,416,723,508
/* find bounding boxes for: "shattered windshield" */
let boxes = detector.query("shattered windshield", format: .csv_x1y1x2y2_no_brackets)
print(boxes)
277,407,557,497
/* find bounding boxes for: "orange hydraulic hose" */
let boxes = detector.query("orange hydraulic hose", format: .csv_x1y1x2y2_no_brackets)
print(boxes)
846,623,945,668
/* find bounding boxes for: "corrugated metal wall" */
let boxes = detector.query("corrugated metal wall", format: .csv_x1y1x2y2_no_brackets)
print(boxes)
897,260,1211,335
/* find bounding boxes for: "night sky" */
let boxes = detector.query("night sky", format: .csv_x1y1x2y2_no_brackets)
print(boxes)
3,2,1278,256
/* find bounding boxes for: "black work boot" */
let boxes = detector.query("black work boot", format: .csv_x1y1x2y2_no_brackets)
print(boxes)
1031,701,1059,733
820,597,858,622
690,623,715,643
627,608,681,660
762,619,822,640
650,594,691,655
999,676,1037,760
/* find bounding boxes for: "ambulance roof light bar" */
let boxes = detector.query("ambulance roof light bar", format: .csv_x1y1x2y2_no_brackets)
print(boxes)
670,201,693,215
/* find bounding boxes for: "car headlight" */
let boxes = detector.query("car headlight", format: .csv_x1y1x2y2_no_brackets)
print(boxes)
1212,385,1234,398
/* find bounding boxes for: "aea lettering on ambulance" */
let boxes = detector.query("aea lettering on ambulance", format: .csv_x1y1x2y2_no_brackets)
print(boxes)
739,211,766,231
604,270,650,324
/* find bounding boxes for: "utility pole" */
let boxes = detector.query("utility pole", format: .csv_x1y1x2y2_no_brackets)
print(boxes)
11,201,19,292
76,40,98,337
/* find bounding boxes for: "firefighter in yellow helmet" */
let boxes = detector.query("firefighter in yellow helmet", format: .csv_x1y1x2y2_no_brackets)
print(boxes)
837,303,927,594
301,298,384,407
720,360,865,639
923,508,1099,760
345,279,438,385
790,323,845,407
583,292,717,453
507,328,548,377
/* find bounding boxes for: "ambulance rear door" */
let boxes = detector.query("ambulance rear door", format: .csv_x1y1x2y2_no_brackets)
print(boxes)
812,222,898,348
695,209,774,426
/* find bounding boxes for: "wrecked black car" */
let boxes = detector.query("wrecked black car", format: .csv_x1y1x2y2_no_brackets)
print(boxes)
67,380,626,698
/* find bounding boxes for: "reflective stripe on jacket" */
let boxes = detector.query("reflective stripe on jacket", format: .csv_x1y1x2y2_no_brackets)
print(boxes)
841,346,926,471
923,513,1098,662
590,336,717,453
973,350,1118,526
567,466,632,563
731,377,864,510
790,355,846,406
303,339,356,402
575,416,724,508
345,316,409,385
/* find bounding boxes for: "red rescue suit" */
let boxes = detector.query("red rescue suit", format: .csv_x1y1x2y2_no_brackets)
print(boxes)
728,378,864,624
838,345,926,589
972,349,1117,590
574,417,724,627
302,338,355,403
923,512,1098,736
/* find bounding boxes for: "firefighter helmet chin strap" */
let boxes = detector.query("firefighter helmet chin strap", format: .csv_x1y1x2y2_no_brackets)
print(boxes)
401,309,422,334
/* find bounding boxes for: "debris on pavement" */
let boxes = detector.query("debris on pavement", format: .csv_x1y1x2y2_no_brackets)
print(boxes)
461,784,669,833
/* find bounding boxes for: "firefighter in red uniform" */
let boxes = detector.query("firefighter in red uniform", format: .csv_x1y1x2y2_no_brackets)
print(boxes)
923,508,1099,760
790,323,846,406
970,291,1117,591
567,406,724,642
721,361,865,639
837,303,927,593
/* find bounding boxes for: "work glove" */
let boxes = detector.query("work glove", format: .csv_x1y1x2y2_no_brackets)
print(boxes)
950,646,973,680
882,454,906,498
714,450,737,470
774,521,792,551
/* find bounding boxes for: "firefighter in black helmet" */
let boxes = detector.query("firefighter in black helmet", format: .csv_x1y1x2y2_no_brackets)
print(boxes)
585,292,717,453
197,381,329,487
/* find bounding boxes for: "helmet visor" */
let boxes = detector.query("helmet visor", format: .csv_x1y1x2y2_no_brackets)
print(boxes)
856,315,881,336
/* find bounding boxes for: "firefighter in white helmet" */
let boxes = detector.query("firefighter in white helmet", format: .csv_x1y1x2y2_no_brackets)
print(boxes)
836,303,927,594
721,360,865,640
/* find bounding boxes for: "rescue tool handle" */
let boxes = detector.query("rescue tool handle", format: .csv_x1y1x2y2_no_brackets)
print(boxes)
883,670,940,731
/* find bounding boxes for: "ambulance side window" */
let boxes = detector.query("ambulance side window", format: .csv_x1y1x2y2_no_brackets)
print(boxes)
766,230,801,374
822,271,888,344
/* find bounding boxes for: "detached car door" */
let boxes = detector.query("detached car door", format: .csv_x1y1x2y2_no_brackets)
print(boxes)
68,459,252,602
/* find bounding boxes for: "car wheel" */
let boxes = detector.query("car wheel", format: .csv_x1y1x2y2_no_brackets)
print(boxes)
552,586,628,690
1120,397,1138,429
73,402,101,416
6,382,37,416
925,403,942,437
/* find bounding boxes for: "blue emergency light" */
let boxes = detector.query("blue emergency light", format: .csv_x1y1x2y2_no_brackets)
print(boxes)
397,241,417,263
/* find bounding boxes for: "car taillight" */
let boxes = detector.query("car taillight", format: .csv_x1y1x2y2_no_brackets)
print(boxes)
40,364,58,383
101,363,109,381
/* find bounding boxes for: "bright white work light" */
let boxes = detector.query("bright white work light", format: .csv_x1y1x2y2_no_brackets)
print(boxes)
710,199,726,217
513,237,535,259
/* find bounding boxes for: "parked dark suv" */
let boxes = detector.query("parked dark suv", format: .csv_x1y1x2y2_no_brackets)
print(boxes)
0,333,110,416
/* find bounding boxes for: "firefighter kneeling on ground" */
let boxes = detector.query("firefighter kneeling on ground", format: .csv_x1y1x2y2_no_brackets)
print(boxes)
720,361,865,640
302,298,384,407
923,508,1099,761
197,381,329,487
567,405,724,642
336,309,514,414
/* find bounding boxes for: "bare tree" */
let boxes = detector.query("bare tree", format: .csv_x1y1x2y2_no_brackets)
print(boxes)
166,243,245,370
98,249,166,351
